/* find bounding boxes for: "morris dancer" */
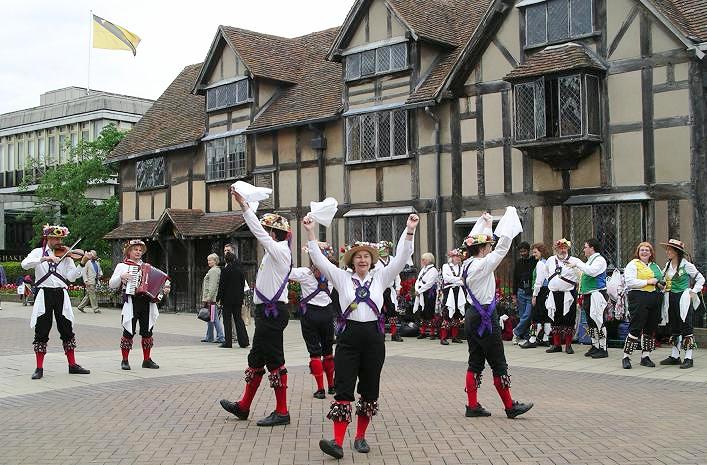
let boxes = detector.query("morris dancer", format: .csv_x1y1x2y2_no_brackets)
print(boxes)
291,242,337,399
109,240,163,371
413,253,439,339
220,190,293,427
461,209,532,419
520,243,551,348
375,241,403,342
544,239,582,354
22,224,91,380
440,248,465,345
304,213,418,459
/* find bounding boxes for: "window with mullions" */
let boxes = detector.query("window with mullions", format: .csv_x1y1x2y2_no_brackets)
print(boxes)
136,156,166,190
347,215,408,245
206,79,250,111
346,109,408,162
514,73,600,142
345,42,408,80
206,135,247,181
570,203,644,269
525,0,593,48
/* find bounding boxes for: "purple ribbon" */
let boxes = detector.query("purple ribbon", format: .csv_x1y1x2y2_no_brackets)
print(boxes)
298,275,330,315
254,264,292,318
467,291,497,337
337,278,383,335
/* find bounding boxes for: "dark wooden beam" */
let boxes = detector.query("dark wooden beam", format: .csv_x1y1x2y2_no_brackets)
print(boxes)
653,80,689,93
492,37,518,67
502,89,512,193
609,49,691,74
608,5,639,58
689,60,707,272
376,166,383,202
273,132,280,209
640,13,655,185
476,95,485,197
450,98,463,242
463,80,511,96
667,199,680,238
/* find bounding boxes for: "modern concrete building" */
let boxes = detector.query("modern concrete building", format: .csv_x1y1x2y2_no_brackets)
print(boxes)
0,87,153,254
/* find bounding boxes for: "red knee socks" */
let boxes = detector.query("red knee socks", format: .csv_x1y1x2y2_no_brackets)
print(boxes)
65,349,76,366
564,333,573,349
239,372,263,410
465,371,478,408
310,357,324,390
440,327,448,341
333,403,350,446
36,352,45,369
390,320,397,336
420,323,427,335
323,355,335,389
355,414,371,440
272,367,288,415
493,376,513,409
451,326,459,339
553,333,561,347
121,348,130,360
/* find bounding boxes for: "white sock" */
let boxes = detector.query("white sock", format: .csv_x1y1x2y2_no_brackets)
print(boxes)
529,335,537,343
671,337,681,358
685,349,693,359
623,353,629,359
642,351,650,358
543,323,552,338
591,337,598,348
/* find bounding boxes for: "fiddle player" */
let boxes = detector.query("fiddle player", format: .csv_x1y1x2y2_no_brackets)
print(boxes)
109,239,165,371
21,224,91,380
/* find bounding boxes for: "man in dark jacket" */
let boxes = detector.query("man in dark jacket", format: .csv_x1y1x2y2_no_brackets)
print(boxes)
512,242,536,344
217,243,249,348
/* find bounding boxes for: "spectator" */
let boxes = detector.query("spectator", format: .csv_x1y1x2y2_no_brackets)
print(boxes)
512,242,535,344
202,253,225,344
217,243,248,348
77,251,103,314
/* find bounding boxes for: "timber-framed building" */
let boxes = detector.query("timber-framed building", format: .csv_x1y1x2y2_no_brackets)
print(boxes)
106,0,707,313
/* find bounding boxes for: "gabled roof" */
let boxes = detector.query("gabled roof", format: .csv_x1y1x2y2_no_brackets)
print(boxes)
503,43,607,81
156,209,246,238
108,64,205,162
647,0,707,43
104,220,159,240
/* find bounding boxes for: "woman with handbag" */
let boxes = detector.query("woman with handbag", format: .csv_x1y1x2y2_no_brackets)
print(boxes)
201,253,225,344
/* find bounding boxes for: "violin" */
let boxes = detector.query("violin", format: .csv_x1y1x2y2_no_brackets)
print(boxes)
52,245,87,260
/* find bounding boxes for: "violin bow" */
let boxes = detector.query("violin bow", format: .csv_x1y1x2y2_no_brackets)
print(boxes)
54,237,83,266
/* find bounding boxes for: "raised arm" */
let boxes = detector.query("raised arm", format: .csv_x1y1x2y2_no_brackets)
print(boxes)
376,215,418,286
303,216,348,289
233,190,289,262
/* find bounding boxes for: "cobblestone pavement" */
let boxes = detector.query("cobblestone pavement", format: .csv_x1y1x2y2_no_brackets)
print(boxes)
1,303,706,465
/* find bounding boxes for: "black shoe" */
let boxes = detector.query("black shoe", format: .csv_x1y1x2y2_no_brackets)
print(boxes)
327,387,336,395
465,404,491,417
545,345,562,353
430,334,439,340
313,389,326,399
591,349,608,359
68,364,90,374
440,339,449,345
584,346,598,357
659,356,682,365
319,439,344,459
505,401,533,419
353,438,370,453
417,334,427,339
78,307,86,313
220,399,249,420
121,360,131,370
565,345,574,354
219,343,232,348
537,340,550,347
201,339,211,343
640,356,655,367
142,358,159,369
94,309,102,314
519,340,537,349
452,338,463,343
256,411,290,427
622,357,632,369
391,334,403,342
680,358,694,369
31,368,43,380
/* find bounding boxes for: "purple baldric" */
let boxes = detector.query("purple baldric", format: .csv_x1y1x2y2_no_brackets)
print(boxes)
337,278,384,335
461,259,496,337
254,264,292,318
298,274,331,315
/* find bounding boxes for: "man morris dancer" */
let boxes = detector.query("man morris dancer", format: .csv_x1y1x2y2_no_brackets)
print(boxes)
413,253,439,339
22,224,91,380
462,209,532,419
220,190,292,427
290,242,337,399
544,239,583,354
568,239,609,358
440,248,465,345
375,241,403,342
109,239,162,370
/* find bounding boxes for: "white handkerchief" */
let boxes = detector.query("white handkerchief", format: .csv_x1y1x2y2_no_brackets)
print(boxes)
469,214,493,236
231,181,272,212
309,197,338,227
494,206,523,239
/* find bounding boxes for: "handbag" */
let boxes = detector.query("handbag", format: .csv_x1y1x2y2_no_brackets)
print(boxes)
197,307,211,322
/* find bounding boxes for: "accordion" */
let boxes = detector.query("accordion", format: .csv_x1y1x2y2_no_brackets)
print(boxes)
125,263,170,302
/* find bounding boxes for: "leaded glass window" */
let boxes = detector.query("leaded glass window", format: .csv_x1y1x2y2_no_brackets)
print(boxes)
344,42,408,81
206,135,248,181
346,109,409,162
206,79,250,111
525,0,593,47
136,156,166,190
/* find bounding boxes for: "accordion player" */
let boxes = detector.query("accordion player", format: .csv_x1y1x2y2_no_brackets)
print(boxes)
125,263,170,302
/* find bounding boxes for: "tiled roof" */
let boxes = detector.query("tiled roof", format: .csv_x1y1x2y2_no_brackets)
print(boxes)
649,0,707,42
160,209,246,238
104,220,158,239
108,64,205,161
221,27,303,83
407,0,494,103
387,0,461,46
503,43,607,81
249,28,342,130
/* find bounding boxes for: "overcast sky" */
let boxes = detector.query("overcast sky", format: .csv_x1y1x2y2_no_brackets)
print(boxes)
0,1,353,114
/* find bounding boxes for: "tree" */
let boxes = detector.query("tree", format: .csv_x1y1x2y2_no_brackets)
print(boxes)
21,124,127,256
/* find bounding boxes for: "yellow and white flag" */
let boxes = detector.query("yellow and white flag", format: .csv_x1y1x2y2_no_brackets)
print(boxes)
92,15,141,56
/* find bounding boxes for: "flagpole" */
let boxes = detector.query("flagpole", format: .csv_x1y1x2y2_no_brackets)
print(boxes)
87,10,92,95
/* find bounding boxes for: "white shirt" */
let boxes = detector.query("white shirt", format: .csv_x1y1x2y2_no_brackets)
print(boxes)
109,261,140,290
532,259,548,297
243,208,292,305
415,264,439,294
289,267,333,307
545,255,582,292
22,247,83,288
463,235,512,305
374,256,402,291
308,230,413,322
624,260,652,290
575,253,607,292
664,259,705,294
442,263,464,288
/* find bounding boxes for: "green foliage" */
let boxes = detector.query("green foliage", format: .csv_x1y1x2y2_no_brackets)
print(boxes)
21,124,127,256
1,261,25,284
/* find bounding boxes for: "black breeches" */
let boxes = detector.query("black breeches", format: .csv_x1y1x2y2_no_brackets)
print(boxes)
531,287,550,323
382,288,395,315
465,304,508,377
334,321,385,402
34,288,74,345
627,291,662,338
551,290,577,328
667,292,694,337
248,303,289,372
420,291,436,320
301,303,335,357
122,295,152,338
581,291,608,329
